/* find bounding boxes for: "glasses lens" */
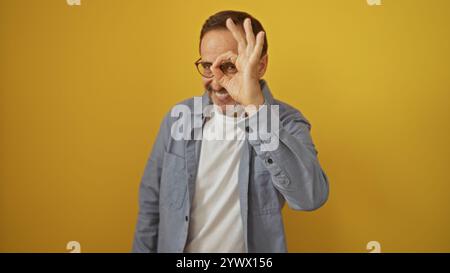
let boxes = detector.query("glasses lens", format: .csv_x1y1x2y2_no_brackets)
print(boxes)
220,62,238,75
196,61,213,78
195,60,238,77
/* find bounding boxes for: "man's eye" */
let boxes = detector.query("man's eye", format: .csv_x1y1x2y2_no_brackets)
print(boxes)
202,63,212,69
222,63,237,73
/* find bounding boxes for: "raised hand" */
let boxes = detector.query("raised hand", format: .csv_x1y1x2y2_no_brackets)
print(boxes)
211,18,266,110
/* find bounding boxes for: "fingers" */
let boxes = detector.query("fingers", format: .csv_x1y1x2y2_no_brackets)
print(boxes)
227,17,262,59
225,17,265,66
211,51,238,80
226,18,246,53
243,18,255,50
250,31,265,63
212,51,237,68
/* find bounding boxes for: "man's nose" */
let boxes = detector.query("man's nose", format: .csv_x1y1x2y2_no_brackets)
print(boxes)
210,78,222,91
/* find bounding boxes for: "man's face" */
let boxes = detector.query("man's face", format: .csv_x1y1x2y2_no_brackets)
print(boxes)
200,29,240,110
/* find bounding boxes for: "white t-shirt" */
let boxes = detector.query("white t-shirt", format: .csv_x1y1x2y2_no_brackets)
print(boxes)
185,106,246,253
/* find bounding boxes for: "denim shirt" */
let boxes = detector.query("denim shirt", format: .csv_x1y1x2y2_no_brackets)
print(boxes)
132,80,329,253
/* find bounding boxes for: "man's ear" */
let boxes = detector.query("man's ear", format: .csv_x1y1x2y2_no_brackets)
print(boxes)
258,54,268,78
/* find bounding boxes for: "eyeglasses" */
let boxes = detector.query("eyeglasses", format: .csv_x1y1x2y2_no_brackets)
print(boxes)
194,57,238,78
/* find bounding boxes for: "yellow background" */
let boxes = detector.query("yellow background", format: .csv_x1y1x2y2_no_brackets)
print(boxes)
1,0,449,252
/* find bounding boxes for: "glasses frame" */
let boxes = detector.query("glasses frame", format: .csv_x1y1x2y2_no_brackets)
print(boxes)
194,57,237,78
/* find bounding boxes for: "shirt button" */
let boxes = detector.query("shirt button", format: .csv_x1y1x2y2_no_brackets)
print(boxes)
185,216,189,221
280,179,290,186
266,158,273,164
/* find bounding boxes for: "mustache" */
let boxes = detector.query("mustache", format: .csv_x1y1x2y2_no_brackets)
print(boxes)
207,85,227,93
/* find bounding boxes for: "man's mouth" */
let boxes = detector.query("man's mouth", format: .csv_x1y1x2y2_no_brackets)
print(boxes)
214,89,230,100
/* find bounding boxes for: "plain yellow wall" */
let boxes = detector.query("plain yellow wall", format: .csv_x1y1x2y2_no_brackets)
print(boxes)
1,0,449,252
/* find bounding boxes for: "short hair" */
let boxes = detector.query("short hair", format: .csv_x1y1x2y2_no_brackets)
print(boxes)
199,10,268,57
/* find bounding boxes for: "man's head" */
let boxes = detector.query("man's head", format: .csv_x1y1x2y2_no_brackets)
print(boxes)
198,10,268,110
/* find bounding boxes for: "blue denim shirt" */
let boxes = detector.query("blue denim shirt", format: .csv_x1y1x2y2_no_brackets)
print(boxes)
132,80,329,253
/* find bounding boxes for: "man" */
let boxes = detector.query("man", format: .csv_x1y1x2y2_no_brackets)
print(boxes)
132,10,329,253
